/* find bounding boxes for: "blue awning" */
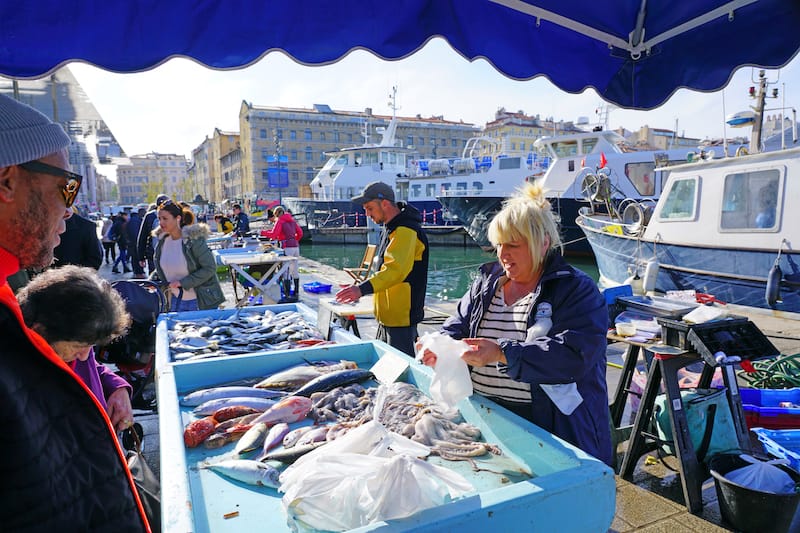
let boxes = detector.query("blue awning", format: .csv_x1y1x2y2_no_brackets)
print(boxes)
1,0,798,109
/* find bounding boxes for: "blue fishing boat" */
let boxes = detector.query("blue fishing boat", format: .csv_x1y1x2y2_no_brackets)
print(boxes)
577,71,800,312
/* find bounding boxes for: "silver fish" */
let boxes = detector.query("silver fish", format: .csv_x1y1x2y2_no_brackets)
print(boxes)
296,426,330,447
255,423,290,460
254,360,358,390
204,459,281,488
181,386,284,406
192,396,276,416
234,422,269,456
282,425,315,448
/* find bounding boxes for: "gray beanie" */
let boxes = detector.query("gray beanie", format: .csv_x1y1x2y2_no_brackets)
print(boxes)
0,94,71,168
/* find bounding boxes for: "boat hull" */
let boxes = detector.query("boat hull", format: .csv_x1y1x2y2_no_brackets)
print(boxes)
578,217,800,312
283,198,448,228
438,195,594,255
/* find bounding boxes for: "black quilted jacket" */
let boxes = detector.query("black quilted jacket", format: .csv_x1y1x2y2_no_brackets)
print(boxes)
0,291,148,532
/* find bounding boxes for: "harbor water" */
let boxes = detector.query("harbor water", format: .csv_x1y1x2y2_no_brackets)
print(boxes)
299,243,599,301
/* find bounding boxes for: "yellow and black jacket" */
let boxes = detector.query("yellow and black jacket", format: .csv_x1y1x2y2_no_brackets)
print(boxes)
357,203,428,327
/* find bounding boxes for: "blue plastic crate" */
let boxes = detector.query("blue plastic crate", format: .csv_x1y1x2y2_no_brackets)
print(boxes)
740,388,800,429
303,281,332,294
752,428,800,472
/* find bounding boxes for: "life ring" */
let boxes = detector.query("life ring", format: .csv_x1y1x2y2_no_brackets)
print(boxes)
736,146,749,157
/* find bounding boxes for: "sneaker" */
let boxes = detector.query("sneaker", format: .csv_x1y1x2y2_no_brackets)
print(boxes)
112,268,120,274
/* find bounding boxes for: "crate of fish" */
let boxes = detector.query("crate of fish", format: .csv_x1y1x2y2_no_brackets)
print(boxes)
155,303,360,367
157,341,615,533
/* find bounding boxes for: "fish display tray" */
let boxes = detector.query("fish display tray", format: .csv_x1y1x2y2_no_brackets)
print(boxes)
752,428,800,472
740,388,800,430
302,281,332,294
617,295,698,319
157,341,615,532
155,303,360,367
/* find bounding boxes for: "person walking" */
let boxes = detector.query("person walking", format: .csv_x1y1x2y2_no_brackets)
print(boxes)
153,200,225,312
101,214,117,265
0,94,149,531
52,209,103,269
127,207,145,277
137,194,168,275
264,205,303,303
335,181,429,356
110,212,132,274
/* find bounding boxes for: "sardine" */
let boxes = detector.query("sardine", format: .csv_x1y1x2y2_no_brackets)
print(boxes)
181,386,285,406
251,396,312,426
204,459,281,488
192,396,276,416
292,368,374,397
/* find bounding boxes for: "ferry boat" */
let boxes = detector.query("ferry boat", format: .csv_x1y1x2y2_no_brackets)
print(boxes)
576,71,800,312
282,88,539,229
437,128,734,254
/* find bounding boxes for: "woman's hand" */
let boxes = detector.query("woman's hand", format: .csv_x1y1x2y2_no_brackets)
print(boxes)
417,346,437,367
106,388,134,432
169,280,181,290
461,338,506,367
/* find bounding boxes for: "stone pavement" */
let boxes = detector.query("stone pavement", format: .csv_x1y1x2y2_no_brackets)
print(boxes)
96,255,800,532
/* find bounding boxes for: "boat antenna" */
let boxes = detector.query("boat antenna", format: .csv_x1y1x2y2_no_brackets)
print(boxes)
749,69,780,154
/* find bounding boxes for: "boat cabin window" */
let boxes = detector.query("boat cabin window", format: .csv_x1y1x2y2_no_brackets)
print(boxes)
625,162,657,196
581,137,598,154
497,156,522,170
720,169,780,231
551,141,578,157
410,184,422,198
456,182,468,195
659,177,698,220
426,183,436,197
471,181,483,192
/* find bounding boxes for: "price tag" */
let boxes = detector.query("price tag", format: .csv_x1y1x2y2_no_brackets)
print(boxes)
370,351,409,384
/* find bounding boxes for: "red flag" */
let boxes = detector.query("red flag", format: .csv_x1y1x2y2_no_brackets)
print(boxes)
599,152,608,168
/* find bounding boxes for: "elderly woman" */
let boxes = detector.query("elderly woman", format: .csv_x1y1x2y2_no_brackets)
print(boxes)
153,199,225,312
421,182,612,466
17,265,135,432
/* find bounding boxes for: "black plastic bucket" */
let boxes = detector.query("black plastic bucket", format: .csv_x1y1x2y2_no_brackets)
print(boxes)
708,453,800,533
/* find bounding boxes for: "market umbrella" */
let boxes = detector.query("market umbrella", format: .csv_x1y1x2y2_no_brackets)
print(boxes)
1,0,798,109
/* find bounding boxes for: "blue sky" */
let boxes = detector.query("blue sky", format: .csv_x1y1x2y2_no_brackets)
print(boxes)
71,37,800,159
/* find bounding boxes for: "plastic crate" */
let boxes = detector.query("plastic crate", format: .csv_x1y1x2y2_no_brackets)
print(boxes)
740,388,800,430
303,281,332,294
686,319,779,366
656,316,745,350
752,428,800,472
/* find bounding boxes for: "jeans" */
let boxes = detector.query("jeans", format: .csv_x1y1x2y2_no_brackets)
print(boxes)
375,324,418,357
171,297,199,313
112,247,129,271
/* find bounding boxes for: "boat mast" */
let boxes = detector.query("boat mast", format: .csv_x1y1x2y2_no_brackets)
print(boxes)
750,70,768,154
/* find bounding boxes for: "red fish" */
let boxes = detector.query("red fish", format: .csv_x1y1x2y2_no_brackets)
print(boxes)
184,416,218,447
252,396,313,426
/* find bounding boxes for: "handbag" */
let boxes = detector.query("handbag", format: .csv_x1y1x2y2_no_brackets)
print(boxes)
653,388,741,464
123,424,161,532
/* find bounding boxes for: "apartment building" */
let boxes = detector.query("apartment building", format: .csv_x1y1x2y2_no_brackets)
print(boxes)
116,152,189,204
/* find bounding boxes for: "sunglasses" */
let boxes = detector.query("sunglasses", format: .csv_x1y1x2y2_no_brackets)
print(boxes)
18,160,83,208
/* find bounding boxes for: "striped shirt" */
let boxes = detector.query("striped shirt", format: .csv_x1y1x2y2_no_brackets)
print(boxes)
471,283,539,404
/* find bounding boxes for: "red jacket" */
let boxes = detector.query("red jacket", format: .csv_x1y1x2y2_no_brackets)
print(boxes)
265,213,303,248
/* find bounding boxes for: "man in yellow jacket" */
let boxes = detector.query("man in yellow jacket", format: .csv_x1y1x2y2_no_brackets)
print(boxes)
335,181,429,356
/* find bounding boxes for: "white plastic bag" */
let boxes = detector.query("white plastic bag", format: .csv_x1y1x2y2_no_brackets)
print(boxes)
725,454,797,494
415,332,473,408
280,421,473,532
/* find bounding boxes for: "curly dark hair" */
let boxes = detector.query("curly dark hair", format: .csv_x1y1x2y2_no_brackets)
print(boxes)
18,265,131,346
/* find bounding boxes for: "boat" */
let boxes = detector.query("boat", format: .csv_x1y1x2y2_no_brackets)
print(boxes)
576,70,800,312
437,127,730,254
282,88,539,230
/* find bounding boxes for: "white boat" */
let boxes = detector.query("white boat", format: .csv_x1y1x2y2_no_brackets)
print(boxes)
576,70,800,312
283,88,538,230
437,128,731,253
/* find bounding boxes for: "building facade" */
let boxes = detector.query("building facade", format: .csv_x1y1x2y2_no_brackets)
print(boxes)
116,152,189,204
238,101,479,201
482,109,585,156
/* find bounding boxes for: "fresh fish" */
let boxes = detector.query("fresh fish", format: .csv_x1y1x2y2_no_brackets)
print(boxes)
292,368,374,397
204,459,281,488
184,416,218,448
256,423,290,459
234,422,269,456
282,425,315,449
260,442,326,464
296,426,330,447
254,360,358,390
192,396,276,416
212,405,261,423
251,396,313,426
181,386,285,406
